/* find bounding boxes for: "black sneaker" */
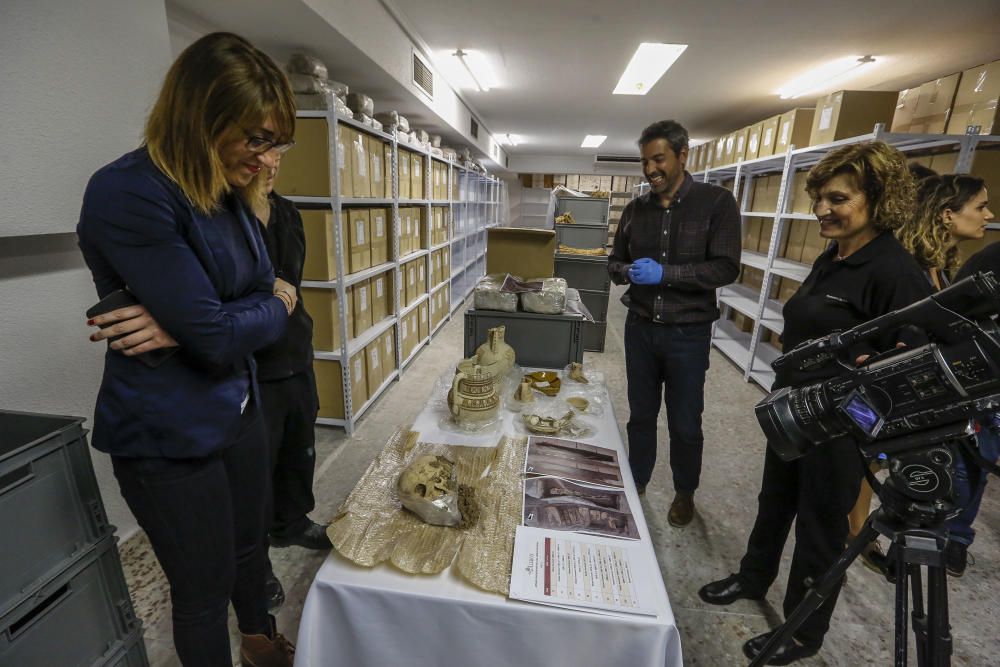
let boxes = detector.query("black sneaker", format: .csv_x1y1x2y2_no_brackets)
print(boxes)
265,569,285,611
945,541,968,578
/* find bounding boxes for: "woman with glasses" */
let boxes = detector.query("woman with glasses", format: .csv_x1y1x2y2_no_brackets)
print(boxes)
79,33,297,667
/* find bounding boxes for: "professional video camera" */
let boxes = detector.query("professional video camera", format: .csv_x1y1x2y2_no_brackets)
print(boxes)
748,272,1000,667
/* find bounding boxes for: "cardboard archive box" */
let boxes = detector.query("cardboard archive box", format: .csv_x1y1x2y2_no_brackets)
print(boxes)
302,286,350,351
399,208,413,256
799,224,829,264
301,210,340,281
891,87,920,133
314,352,366,419
398,149,412,199
346,208,372,274
790,171,812,214
365,341,383,396
381,329,396,375
947,59,1000,135
368,135,384,199
411,153,424,199
757,115,782,158
743,217,763,250
370,208,389,265
782,220,808,262
733,127,751,163
276,118,352,197
399,313,413,361
416,260,427,295
349,129,371,198
745,123,764,161
404,260,417,306
808,90,899,146
351,280,373,338
909,74,961,134
757,219,776,254
487,228,557,278
774,109,815,154
429,288,439,328
383,143,393,197
418,301,429,340
371,271,390,324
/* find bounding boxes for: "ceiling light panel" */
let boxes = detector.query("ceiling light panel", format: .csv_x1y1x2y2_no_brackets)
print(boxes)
581,135,608,148
777,55,878,99
613,43,688,95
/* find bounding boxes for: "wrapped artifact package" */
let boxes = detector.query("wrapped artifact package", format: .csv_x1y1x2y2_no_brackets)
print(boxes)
415,129,430,143
473,274,518,312
430,134,442,148
346,92,375,117
397,454,462,527
519,277,567,314
287,53,328,79
374,111,403,130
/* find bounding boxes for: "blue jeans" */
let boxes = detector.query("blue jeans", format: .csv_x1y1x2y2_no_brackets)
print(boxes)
624,312,712,491
946,424,1000,545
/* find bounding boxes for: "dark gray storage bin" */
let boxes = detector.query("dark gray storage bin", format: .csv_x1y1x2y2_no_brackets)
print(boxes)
0,536,140,667
465,309,583,369
555,197,608,225
0,411,111,618
583,321,608,352
555,223,608,249
577,289,610,324
105,629,150,667
554,255,611,292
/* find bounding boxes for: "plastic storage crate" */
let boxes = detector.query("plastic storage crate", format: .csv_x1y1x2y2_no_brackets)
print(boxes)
0,536,141,667
0,411,111,618
583,321,608,352
555,223,608,249
555,197,608,225
553,255,611,292
104,629,150,667
464,309,584,369
577,289,610,324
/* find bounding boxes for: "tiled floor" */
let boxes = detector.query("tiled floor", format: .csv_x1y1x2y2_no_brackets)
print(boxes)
122,285,1000,666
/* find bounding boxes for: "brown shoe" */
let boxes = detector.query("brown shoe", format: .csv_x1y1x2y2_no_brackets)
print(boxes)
668,492,694,527
240,616,295,667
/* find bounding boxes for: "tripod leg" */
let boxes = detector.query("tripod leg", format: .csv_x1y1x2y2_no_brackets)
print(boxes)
747,522,879,667
926,563,952,667
910,564,926,667
894,543,909,667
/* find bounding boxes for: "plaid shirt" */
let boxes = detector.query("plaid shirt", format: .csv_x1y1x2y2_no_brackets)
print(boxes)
609,173,741,324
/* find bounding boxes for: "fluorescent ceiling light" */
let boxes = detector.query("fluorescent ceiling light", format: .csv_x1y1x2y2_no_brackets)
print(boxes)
453,49,499,92
613,43,688,95
777,55,878,99
582,135,607,148
498,133,520,146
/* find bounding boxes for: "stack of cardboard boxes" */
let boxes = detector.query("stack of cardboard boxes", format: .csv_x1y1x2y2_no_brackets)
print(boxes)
398,207,427,257
397,149,425,200
430,206,449,246
429,247,452,289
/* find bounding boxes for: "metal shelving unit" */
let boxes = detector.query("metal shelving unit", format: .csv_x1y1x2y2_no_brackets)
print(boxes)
295,101,504,433
693,124,1000,391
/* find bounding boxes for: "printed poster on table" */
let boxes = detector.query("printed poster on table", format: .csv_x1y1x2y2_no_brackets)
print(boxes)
508,526,656,616
523,476,639,540
524,436,623,488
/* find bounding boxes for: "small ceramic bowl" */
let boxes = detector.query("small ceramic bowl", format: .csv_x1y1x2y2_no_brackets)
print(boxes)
524,371,560,396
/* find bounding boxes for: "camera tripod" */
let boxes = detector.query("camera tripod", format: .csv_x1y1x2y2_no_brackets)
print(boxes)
749,425,1000,667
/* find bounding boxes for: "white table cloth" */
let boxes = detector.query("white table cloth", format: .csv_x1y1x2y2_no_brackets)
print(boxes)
295,372,682,667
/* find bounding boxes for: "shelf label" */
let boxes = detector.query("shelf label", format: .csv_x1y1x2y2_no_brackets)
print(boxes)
355,219,366,244
371,347,379,369
354,358,363,380
376,278,384,298
372,154,382,181
355,138,368,177
763,127,774,147
360,286,368,310
818,106,834,131
780,121,791,145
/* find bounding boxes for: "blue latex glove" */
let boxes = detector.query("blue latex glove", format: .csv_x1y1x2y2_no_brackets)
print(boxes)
628,258,663,285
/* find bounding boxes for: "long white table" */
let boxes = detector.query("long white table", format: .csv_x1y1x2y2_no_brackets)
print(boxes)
294,373,682,667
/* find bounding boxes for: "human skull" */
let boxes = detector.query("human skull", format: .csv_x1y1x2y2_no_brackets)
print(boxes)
398,454,456,501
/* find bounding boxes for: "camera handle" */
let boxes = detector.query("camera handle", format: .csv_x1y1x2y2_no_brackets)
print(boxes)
748,510,953,667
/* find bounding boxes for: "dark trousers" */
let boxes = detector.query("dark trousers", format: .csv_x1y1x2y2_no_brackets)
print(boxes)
624,312,712,491
946,425,1000,545
258,368,319,536
738,440,864,647
112,402,270,666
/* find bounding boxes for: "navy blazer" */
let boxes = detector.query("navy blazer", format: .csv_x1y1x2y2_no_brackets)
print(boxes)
78,148,287,458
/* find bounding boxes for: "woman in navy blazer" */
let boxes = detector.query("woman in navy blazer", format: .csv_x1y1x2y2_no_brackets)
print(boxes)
78,33,297,667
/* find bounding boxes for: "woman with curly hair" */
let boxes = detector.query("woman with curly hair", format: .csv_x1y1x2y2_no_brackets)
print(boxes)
898,173,996,577
699,141,933,664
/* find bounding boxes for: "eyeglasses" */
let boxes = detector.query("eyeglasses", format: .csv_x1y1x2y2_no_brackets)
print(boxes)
245,134,295,155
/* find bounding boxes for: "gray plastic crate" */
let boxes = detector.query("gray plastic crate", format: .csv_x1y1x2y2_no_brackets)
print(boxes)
577,289,610,323
0,411,112,618
583,321,608,352
555,197,608,224
555,223,608,249
0,536,140,667
554,255,611,292
465,309,583,369
104,629,150,667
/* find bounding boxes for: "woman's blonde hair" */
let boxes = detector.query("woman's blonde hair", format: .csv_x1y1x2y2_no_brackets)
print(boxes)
898,173,987,272
144,32,295,213
805,141,915,232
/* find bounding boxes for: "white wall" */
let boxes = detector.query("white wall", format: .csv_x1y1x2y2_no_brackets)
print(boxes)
1,0,173,540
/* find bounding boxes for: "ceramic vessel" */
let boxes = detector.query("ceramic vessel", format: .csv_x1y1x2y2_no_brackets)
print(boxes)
447,366,500,424
474,325,516,380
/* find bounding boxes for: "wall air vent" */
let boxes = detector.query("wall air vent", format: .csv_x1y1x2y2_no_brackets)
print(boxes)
412,51,433,98
594,155,640,165
470,117,479,139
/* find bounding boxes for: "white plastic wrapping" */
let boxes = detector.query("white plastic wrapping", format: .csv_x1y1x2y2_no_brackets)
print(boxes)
519,277,567,314
347,92,375,117
474,274,518,312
